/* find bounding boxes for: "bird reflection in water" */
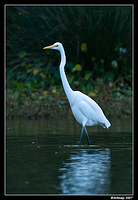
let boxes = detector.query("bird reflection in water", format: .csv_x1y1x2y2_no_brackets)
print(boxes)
58,148,111,195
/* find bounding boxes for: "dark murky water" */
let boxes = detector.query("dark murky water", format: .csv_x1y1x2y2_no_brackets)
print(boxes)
6,117,133,195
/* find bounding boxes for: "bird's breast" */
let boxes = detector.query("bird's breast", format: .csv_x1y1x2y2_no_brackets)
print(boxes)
71,103,95,127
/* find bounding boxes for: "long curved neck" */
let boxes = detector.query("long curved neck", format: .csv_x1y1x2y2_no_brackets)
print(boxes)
59,47,74,106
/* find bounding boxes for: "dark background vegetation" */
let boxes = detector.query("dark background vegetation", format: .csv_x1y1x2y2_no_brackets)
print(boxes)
6,5,132,119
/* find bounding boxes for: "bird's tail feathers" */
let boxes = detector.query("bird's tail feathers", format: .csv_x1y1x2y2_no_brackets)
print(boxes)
98,119,111,129
104,119,111,129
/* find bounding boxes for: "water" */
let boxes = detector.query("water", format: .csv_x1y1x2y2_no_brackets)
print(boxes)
6,117,133,195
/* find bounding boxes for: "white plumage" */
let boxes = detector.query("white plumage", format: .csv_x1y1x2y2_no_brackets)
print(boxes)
71,91,110,128
43,42,111,145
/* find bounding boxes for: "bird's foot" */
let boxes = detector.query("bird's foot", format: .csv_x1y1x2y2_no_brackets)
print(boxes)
77,141,81,145
88,140,91,145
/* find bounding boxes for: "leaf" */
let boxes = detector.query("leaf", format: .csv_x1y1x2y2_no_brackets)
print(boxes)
56,100,65,106
121,89,131,97
32,77,37,83
26,68,33,74
31,93,35,99
88,91,97,97
22,88,26,93
81,43,87,52
112,92,121,98
108,81,113,87
52,88,57,93
54,71,60,79
42,90,47,96
124,74,132,82
33,68,39,75
40,72,46,79
16,82,24,89
26,63,31,70
16,72,24,78
66,62,74,70
94,86,100,93
114,42,122,51
74,81,79,86
33,60,40,66
19,50,27,58
25,81,32,87
68,75,74,84
107,72,115,81
72,64,82,72
84,75,90,81
40,81,45,87
99,67,104,73
92,57,96,61
111,60,118,69
21,61,27,67
84,71,92,80
100,59,104,64
7,71,14,79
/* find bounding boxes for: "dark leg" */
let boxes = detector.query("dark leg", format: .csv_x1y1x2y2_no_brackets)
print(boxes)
77,126,84,145
84,127,91,145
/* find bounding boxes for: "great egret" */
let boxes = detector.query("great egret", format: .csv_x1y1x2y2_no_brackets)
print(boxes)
43,42,111,145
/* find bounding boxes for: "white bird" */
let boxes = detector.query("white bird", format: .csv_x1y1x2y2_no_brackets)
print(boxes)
43,42,111,145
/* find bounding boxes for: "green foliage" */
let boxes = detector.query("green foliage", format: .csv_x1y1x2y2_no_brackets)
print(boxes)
6,6,132,89
6,6,132,118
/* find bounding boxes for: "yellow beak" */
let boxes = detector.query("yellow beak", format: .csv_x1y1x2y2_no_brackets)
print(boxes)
43,44,57,49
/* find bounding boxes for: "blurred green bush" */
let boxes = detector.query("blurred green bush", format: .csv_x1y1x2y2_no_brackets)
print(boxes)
6,6,132,95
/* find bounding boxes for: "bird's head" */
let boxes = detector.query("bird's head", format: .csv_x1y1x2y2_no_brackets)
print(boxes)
43,42,63,51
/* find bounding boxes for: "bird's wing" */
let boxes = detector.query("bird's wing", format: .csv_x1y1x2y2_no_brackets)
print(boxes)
73,91,110,128
77,93,109,127
77,100,96,121
78,100,108,127
83,96,111,128
82,93,103,113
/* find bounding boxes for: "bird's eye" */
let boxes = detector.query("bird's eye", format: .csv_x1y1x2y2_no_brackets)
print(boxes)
55,45,58,47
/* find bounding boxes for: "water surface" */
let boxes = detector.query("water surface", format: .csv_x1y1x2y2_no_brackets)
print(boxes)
6,117,132,195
